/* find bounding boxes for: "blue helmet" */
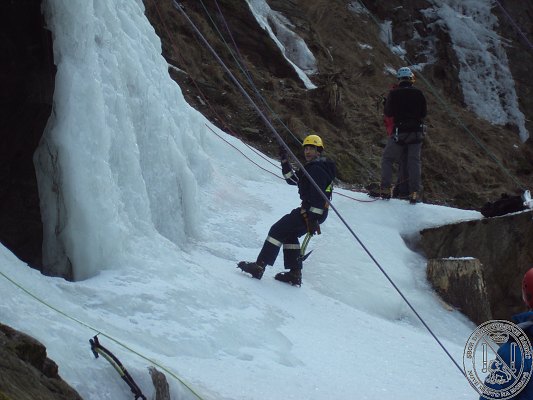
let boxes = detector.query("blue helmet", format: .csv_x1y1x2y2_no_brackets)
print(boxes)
397,67,415,82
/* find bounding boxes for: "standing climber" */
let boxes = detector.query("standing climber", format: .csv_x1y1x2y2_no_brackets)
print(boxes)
237,134,336,286
369,81,409,199
380,67,427,204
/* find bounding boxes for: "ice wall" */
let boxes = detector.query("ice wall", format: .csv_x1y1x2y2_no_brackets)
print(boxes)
36,0,212,280
430,0,528,141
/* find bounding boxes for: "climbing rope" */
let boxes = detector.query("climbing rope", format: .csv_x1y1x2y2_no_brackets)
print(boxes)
206,119,386,203
203,0,304,148
150,0,302,175
205,123,282,180
172,0,466,377
494,0,533,52
150,0,381,203
174,1,382,203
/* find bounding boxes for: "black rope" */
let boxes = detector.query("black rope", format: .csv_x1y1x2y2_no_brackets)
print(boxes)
494,0,533,53
205,123,282,179
199,0,304,147
172,0,466,378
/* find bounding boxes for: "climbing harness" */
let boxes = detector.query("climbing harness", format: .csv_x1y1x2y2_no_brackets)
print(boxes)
90,335,147,400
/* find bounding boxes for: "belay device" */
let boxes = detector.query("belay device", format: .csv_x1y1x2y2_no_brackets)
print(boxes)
89,335,147,400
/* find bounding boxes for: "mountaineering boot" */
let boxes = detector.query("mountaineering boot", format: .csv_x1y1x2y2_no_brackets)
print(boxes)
381,187,392,200
368,186,391,200
366,183,390,200
274,269,302,286
409,192,418,204
392,185,409,200
367,189,381,199
237,261,265,279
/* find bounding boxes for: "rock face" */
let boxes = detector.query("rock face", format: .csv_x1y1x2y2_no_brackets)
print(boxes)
146,0,533,208
0,0,55,272
420,210,533,320
0,323,83,400
426,258,492,325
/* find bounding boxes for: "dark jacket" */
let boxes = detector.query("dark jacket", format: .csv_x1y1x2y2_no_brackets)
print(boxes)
384,81,427,130
281,156,336,222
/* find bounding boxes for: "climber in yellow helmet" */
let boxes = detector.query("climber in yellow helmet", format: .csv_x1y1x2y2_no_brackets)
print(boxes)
238,134,336,286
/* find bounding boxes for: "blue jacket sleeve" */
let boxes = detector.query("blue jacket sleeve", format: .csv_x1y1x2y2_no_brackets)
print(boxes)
479,340,533,400
307,169,328,220
281,160,298,186
302,162,333,222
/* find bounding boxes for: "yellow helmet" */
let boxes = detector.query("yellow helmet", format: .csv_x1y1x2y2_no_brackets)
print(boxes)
302,134,324,149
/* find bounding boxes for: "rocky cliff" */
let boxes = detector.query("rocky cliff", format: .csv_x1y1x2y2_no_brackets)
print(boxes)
145,0,533,206
1,0,54,273
420,209,533,320
0,323,83,400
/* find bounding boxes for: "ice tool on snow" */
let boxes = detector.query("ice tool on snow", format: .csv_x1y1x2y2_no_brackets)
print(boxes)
90,335,146,400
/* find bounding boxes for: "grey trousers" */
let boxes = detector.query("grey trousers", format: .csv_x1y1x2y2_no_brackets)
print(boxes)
380,137,421,193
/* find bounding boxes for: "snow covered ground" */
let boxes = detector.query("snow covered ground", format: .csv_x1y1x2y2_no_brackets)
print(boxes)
0,0,491,399
0,162,481,400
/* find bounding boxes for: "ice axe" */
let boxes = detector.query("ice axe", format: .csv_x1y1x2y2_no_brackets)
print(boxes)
298,232,313,261
89,335,147,400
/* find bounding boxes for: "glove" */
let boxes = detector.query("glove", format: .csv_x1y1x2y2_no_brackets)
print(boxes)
305,215,321,235
279,145,288,162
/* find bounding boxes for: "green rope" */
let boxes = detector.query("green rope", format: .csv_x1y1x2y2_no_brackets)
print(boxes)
0,269,205,400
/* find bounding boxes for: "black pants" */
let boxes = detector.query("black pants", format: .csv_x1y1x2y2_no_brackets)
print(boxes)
257,207,326,270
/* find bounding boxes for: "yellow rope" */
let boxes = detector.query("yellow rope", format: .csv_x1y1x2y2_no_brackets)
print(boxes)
0,269,205,400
